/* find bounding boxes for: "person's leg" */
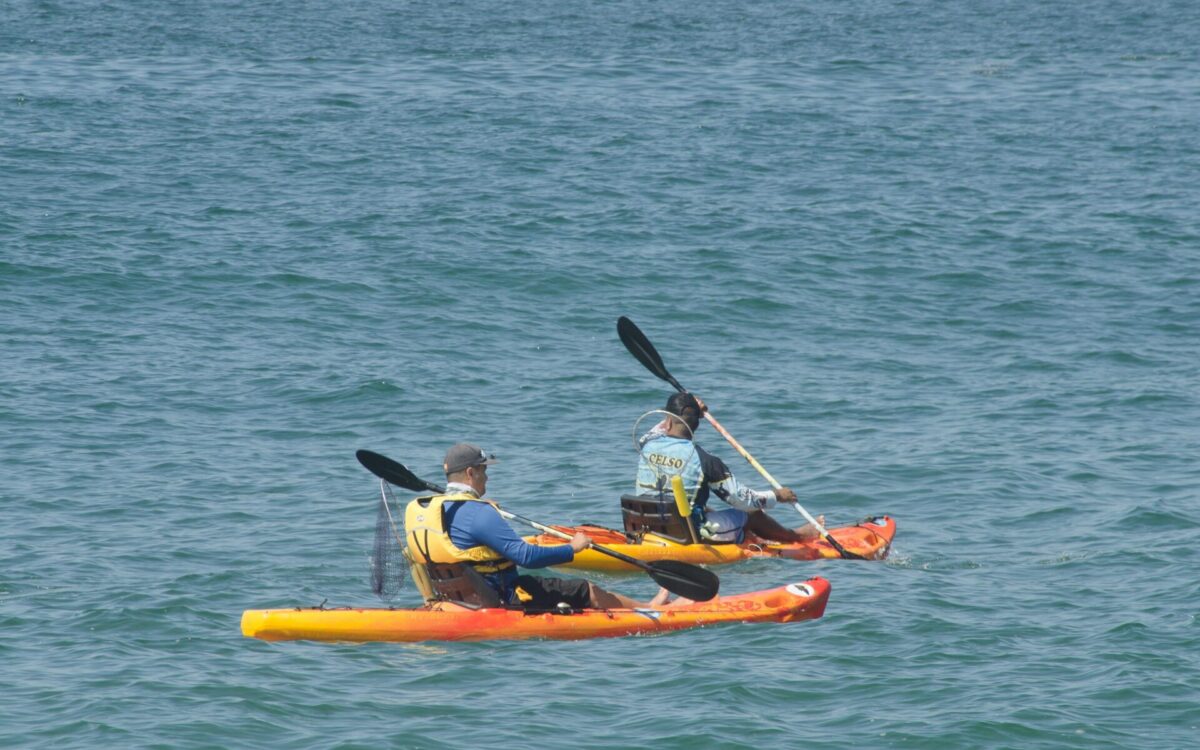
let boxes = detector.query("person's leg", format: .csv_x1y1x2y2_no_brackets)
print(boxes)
518,574,685,610
744,510,824,543
648,588,672,608
518,574,655,610
515,574,592,611
591,584,697,609
792,515,824,539
647,587,694,608
587,582,651,609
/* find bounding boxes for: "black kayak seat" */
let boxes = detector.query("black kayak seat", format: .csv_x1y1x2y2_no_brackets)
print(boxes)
425,562,504,608
620,494,694,545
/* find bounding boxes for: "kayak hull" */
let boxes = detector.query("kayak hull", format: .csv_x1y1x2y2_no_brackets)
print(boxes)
241,577,830,643
528,516,896,572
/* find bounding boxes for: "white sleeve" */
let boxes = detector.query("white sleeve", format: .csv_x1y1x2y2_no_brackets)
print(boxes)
709,475,777,512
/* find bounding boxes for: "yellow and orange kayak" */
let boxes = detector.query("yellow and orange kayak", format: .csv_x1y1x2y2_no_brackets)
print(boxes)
241,577,830,643
525,516,896,572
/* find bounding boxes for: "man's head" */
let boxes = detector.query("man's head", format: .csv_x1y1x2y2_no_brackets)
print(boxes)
664,392,702,436
443,443,498,494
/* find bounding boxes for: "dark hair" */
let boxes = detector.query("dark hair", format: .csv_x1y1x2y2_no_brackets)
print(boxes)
665,392,702,431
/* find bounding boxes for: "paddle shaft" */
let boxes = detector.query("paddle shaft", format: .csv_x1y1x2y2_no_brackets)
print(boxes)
497,508,662,573
699,410,831,535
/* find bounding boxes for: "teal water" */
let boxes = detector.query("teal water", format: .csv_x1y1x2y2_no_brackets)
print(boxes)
3,0,1199,747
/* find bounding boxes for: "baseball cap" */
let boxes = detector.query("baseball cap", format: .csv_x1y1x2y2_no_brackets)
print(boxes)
443,443,499,474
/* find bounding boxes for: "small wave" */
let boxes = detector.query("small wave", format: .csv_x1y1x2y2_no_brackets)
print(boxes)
1034,550,1097,566
201,205,253,216
885,553,984,572
298,379,404,405
1115,501,1200,531
923,270,993,287
1075,350,1163,367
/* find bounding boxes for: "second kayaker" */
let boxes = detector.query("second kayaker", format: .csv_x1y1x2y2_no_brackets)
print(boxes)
635,393,823,544
405,442,670,610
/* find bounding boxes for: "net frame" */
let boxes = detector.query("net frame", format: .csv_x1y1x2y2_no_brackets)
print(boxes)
370,478,407,600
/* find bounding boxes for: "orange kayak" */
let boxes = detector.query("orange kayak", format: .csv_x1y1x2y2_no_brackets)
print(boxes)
241,577,830,643
526,516,896,572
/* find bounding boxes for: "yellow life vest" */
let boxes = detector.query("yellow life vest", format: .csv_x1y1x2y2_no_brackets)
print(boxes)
404,493,515,575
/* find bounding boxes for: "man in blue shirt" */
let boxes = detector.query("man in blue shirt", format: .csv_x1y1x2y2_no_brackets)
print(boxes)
422,443,667,611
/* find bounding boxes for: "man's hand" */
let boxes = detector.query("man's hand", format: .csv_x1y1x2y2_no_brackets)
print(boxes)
775,487,798,504
569,532,593,553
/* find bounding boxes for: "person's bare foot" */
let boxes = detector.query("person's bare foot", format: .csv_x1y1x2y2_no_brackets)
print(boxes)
647,588,700,609
791,515,825,541
648,587,672,608
664,596,696,608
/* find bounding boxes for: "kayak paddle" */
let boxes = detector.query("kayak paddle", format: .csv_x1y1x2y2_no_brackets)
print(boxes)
617,316,865,560
355,449,720,602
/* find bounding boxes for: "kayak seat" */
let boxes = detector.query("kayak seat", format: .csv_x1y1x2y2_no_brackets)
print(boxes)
424,562,504,609
620,494,693,545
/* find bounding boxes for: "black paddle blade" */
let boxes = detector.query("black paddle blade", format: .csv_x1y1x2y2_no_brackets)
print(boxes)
646,560,719,602
617,316,685,392
355,449,443,493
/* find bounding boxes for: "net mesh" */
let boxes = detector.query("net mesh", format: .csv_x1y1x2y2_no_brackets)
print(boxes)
370,480,406,600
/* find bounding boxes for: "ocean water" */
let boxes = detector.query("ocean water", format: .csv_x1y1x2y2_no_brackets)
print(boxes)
3,0,1199,747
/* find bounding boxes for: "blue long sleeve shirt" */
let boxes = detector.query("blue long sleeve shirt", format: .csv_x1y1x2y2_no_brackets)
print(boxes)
442,484,574,602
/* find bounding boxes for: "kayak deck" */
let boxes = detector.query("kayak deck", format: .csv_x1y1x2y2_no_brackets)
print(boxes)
526,516,896,572
241,577,830,643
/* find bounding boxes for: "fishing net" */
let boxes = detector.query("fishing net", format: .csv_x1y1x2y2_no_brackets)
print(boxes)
370,479,407,600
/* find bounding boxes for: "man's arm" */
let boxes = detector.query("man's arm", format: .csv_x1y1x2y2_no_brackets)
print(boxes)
699,448,778,511
463,503,575,568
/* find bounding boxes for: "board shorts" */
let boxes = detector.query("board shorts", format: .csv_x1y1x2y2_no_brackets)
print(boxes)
699,508,750,543
514,574,592,612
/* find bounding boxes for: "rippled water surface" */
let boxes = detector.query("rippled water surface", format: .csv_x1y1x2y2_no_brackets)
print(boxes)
3,1,1199,747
